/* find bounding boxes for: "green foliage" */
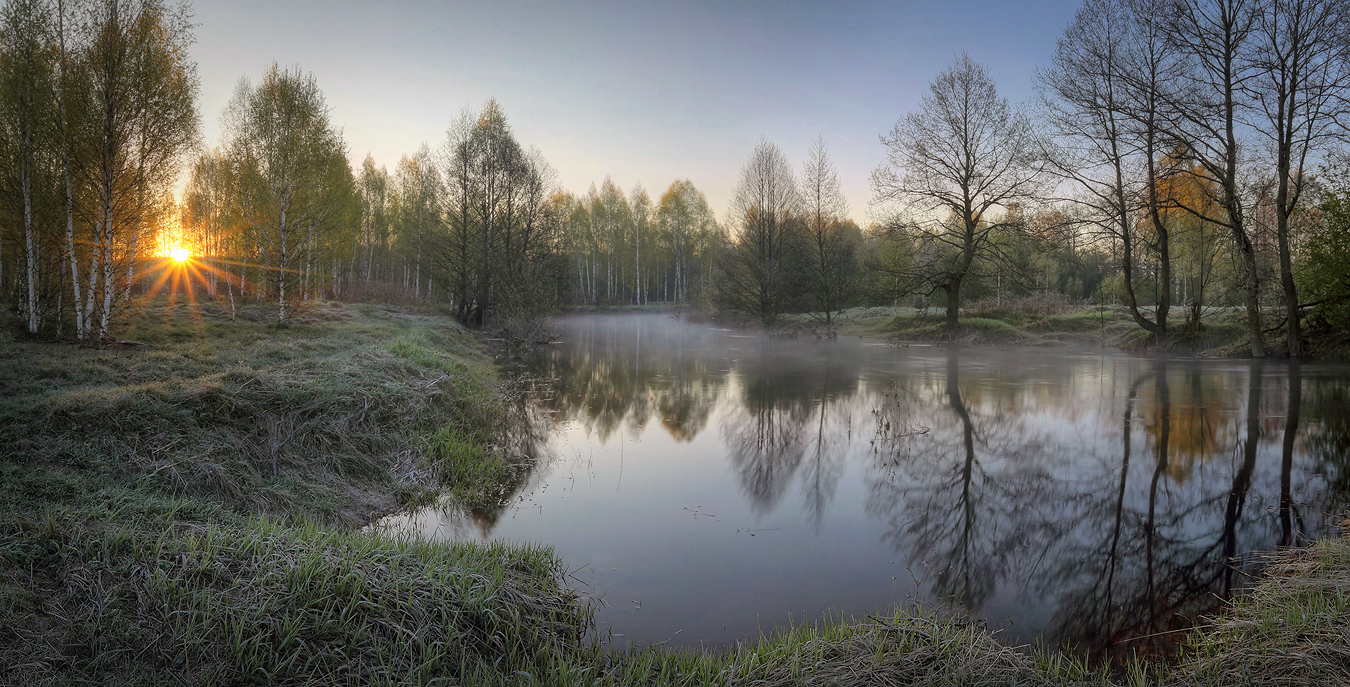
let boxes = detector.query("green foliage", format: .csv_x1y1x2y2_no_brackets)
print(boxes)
1304,178,1350,331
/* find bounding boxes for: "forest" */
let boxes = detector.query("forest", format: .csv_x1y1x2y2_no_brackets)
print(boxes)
2,0,1350,358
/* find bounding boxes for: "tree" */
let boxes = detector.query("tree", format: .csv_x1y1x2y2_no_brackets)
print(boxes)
1038,0,1180,343
182,147,243,318
1302,157,1350,331
464,99,521,326
358,153,389,287
1244,0,1349,357
719,138,803,325
392,144,439,300
655,179,717,305
439,105,476,320
225,63,343,326
595,176,631,304
0,0,55,334
433,99,562,330
872,53,1046,331
630,183,651,305
1159,0,1266,355
76,0,199,340
799,136,860,333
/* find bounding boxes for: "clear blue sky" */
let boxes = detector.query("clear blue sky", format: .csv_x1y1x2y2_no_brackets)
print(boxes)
192,0,1082,224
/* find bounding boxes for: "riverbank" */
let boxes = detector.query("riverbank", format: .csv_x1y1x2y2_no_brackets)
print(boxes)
1,299,1343,685
775,303,1300,358
0,299,588,685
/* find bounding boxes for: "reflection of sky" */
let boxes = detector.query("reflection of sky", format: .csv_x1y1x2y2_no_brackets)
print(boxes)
382,314,1349,659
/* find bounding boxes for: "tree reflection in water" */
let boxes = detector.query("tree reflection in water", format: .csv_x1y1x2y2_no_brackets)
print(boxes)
383,314,1348,662
866,352,1067,610
1041,361,1312,665
530,314,726,443
722,341,858,515
864,353,1326,666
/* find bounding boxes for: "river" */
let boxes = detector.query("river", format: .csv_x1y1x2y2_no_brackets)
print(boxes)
381,312,1350,663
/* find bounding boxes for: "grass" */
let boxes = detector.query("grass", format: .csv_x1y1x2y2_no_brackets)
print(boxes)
774,304,1280,355
1177,537,1350,686
0,298,579,686
2,297,1346,685
0,299,516,524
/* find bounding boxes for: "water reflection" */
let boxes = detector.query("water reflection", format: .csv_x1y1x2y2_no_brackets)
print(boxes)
865,352,1068,612
383,314,1350,663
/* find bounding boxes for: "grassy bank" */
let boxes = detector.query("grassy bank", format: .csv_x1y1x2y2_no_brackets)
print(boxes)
1,298,1344,685
778,302,1254,355
0,299,584,686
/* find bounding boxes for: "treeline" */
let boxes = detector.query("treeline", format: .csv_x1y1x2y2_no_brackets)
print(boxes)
0,0,197,340
864,0,1350,358
5,0,1350,357
581,0,1350,358
186,90,733,335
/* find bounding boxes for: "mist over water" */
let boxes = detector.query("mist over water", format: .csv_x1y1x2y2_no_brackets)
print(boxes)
383,313,1350,661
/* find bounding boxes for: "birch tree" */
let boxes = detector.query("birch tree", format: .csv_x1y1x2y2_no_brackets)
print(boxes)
226,63,341,326
78,0,198,340
0,0,54,334
393,144,439,300
630,183,651,304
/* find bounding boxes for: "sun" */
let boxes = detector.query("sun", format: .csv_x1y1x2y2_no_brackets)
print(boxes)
168,246,191,262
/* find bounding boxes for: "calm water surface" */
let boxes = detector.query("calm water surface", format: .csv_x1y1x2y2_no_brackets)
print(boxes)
382,313,1350,661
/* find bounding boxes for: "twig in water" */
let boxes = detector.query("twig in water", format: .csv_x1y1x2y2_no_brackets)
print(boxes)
867,614,935,641
1113,622,1227,644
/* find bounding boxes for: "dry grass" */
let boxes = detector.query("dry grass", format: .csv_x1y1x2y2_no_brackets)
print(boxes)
0,298,583,686
0,299,521,524
1172,537,1350,686
0,516,589,686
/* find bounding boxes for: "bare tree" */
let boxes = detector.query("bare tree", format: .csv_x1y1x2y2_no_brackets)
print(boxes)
872,53,1046,331
1038,0,1182,343
1244,0,1350,357
800,136,859,333
1159,0,1266,355
719,138,803,325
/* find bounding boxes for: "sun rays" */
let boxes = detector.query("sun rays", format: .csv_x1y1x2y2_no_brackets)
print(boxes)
136,248,244,333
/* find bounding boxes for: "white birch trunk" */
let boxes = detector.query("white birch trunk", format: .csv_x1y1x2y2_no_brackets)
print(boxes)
278,206,287,325
99,215,114,341
23,155,38,334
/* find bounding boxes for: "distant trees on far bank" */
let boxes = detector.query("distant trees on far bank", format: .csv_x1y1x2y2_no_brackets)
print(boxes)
3,0,1350,357
864,0,1350,358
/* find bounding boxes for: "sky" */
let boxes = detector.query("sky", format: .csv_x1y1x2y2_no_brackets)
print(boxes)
191,0,1083,225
